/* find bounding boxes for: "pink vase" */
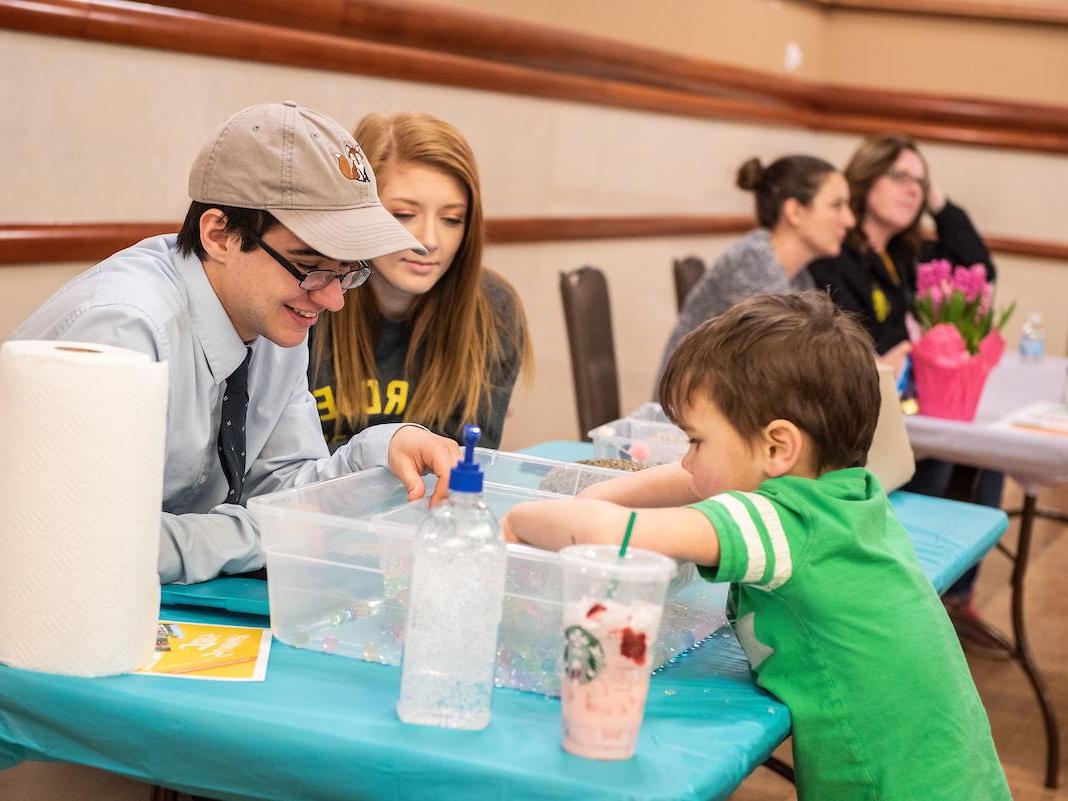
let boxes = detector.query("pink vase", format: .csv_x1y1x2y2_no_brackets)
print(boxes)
911,325,1004,421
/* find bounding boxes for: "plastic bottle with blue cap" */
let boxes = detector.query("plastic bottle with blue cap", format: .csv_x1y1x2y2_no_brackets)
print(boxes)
397,424,507,730
1019,311,1045,362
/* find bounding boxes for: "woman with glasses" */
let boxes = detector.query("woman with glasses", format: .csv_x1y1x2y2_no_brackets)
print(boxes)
309,112,530,449
810,134,1004,657
808,133,995,374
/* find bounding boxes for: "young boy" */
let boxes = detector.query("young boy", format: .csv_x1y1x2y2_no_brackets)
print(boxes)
503,292,1010,800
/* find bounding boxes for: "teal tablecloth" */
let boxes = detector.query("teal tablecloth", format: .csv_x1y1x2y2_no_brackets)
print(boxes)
0,442,1009,801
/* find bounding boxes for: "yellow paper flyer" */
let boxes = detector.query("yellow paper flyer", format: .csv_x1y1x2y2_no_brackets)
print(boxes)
133,620,272,681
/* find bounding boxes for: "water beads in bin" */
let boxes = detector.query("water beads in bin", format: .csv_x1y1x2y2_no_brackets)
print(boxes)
250,447,726,696
537,458,646,495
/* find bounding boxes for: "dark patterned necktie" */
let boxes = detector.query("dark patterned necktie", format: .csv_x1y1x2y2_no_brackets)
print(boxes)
218,347,252,504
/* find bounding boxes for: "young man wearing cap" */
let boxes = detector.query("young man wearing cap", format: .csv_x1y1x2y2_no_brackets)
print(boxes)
13,102,462,584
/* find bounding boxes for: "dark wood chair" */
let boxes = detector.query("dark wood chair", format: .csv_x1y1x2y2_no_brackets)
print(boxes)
672,256,706,312
559,266,621,439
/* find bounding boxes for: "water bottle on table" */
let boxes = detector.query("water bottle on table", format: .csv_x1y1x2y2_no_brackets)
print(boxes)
397,424,507,730
1019,312,1045,362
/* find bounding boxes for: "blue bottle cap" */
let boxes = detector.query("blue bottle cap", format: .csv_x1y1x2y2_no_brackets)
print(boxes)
448,424,483,493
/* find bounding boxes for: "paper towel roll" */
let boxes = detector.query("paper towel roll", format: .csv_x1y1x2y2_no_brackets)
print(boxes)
0,340,169,676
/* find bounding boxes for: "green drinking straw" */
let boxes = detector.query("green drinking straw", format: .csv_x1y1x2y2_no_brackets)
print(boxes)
606,512,637,599
618,511,637,558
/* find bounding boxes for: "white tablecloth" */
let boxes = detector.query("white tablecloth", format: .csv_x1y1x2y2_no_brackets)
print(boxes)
905,352,1068,494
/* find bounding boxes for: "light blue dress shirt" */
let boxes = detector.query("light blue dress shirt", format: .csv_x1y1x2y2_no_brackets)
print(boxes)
13,235,404,584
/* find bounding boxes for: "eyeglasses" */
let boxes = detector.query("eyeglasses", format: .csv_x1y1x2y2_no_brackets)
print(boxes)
884,169,929,192
251,233,373,292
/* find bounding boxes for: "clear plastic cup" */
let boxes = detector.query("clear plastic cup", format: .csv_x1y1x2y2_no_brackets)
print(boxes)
558,544,677,760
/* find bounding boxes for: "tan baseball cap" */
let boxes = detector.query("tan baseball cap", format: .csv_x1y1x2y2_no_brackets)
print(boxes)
188,102,426,261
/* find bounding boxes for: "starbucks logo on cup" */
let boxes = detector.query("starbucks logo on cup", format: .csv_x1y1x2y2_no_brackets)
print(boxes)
564,625,604,684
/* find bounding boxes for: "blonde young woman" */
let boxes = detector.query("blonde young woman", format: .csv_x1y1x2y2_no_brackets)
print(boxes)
310,112,530,449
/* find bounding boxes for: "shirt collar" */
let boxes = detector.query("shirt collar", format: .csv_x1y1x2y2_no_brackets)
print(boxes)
174,243,252,383
815,466,876,500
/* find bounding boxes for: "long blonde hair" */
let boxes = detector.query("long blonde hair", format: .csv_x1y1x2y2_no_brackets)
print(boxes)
313,111,530,436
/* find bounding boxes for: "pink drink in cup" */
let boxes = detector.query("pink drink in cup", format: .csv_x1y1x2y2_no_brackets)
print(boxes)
559,545,677,760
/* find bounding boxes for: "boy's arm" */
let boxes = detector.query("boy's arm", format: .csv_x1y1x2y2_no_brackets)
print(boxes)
502,498,720,567
578,463,700,507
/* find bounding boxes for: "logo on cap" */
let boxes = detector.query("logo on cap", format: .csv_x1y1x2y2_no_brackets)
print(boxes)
335,143,370,183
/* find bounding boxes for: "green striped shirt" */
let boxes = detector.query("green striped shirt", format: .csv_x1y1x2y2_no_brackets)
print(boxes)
692,468,1009,801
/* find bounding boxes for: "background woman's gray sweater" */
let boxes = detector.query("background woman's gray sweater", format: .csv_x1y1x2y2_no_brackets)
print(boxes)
654,229,813,396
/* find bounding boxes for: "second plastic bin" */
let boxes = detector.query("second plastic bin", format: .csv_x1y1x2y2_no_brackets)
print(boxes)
587,417,688,465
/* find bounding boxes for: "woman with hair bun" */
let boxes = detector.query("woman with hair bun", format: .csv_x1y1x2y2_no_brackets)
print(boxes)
655,154,854,390
310,112,530,449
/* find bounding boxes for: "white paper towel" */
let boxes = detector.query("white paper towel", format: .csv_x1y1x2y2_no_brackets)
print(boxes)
0,340,169,676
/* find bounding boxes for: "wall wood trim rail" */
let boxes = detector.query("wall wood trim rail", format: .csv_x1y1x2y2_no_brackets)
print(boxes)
0,223,177,265
3,220,1067,266
3,0,1068,154
810,0,1068,27
141,0,1068,138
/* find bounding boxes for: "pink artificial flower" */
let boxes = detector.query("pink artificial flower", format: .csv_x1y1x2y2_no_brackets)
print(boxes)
913,259,1010,348
933,259,952,283
951,265,982,302
979,284,992,316
917,259,953,294
928,283,944,308
974,265,989,299
940,278,953,306
917,263,935,295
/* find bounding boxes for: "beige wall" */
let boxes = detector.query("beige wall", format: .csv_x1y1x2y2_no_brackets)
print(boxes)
824,9,1068,105
433,0,1068,105
3,26,1068,458
0,263,90,340
431,0,828,78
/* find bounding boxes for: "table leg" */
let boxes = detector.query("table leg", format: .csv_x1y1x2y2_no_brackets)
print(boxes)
763,755,795,784
1011,493,1060,788
1005,506,1068,527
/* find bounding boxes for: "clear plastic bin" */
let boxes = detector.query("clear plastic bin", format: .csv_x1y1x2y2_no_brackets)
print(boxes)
587,417,689,465
249,449,726,696
627,401,671,424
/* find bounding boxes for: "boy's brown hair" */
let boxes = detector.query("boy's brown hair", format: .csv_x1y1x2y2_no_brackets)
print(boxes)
659,291,880,472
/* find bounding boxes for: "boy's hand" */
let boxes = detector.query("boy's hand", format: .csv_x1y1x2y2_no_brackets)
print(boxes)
501,511,522,544
387,425,461,507
926,181,947,215
504,499,600,551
